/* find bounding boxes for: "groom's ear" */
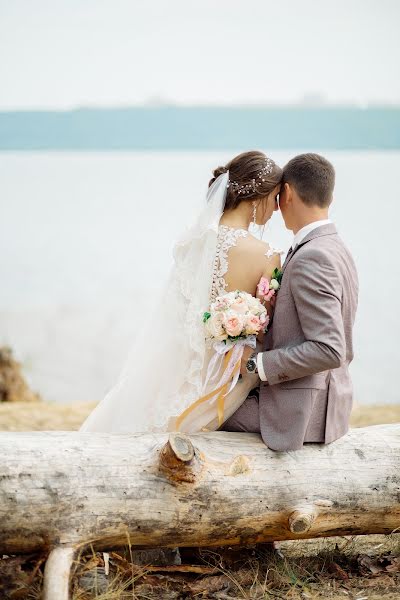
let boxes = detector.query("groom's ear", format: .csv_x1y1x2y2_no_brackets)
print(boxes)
283,182,293,205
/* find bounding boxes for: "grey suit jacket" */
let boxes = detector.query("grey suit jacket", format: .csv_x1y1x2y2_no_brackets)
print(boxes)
257,223,358,451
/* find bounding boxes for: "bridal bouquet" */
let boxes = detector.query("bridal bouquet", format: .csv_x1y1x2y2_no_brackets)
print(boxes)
175,291,269,432
203,290,269,343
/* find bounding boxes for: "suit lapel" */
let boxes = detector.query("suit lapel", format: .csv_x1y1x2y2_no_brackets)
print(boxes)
281,223,337,275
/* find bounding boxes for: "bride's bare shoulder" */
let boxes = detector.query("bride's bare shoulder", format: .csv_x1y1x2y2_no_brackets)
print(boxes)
225,235,282,288
224,232,282,293
235,233,282,265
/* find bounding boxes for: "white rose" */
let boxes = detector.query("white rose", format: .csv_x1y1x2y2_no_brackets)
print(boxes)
270,279,280,290
226,291,237,303
205,313,227,341
230,297,249,314
247,295,263,315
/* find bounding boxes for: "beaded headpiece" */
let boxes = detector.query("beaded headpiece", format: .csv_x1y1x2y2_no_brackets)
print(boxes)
227,157,275,195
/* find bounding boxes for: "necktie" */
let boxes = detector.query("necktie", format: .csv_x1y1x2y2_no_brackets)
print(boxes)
283,246,293,267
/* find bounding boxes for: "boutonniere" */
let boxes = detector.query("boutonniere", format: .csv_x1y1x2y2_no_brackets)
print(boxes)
271,267,283,287
257,268,283,305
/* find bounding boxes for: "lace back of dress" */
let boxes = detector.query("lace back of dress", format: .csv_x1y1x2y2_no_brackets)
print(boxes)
210,226,248,303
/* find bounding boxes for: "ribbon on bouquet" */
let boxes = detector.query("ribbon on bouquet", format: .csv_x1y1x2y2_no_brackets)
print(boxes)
175,337,256,430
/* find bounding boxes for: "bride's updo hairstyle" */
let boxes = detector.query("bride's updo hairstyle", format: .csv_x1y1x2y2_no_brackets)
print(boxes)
209,150,282,210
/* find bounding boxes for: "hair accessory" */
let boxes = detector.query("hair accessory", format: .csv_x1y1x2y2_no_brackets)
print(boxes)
227,157,275,195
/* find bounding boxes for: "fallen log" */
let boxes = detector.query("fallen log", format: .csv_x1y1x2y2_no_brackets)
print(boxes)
0,425,399,599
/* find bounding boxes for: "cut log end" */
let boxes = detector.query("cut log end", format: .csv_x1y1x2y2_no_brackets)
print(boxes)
168,432,195,462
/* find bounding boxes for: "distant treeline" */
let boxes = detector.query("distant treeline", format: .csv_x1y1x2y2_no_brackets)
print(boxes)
0,106,399,150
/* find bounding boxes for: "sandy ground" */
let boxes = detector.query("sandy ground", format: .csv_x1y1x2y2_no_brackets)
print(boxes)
0,399,399,432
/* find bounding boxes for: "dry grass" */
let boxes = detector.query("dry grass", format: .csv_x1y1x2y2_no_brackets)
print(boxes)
0,400,96,431
1,533,399,599
349,404,400,427
0,399,399,432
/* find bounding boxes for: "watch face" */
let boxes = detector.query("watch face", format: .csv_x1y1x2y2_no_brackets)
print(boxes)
246,358,256,372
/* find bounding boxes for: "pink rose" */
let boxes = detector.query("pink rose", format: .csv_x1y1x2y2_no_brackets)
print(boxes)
259,312,270,326
257,276,270,298
265,289,275,302
245,314,261,335
223,312,244,337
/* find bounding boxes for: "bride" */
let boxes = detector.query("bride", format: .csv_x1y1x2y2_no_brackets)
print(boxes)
80,151,283,434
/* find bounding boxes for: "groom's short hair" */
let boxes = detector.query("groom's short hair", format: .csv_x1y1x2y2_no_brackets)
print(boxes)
283,153,335,207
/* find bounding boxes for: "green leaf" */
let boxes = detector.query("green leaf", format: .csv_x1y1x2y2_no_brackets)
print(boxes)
203,312,211,323
272,267,283,284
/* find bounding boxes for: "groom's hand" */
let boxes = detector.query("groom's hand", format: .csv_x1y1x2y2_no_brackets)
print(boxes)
240,346,255,375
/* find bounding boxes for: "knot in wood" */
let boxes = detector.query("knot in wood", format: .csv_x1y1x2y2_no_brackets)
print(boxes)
227,455,250,476
288,509,316,534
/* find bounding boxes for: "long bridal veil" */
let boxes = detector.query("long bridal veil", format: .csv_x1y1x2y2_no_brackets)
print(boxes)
80,172,229,433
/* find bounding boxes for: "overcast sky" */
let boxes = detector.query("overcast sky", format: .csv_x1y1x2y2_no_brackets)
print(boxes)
1,0,399,109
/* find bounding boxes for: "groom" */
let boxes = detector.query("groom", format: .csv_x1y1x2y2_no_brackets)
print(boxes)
221,153,359,451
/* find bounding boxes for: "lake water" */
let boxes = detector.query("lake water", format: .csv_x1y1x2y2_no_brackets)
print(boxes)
0,151,399,406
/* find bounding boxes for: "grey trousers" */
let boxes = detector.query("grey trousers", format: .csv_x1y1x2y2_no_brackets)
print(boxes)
219,388,261,433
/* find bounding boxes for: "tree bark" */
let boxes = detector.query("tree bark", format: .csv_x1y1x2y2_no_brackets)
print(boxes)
0,425,399,557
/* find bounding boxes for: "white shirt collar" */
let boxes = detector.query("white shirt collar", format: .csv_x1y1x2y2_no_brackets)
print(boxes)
292,219,332,250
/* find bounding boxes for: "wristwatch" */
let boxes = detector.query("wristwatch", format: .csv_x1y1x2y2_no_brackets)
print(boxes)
246,352,258,374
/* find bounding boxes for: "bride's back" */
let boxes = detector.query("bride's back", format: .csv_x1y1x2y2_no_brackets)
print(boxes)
211,225,281,303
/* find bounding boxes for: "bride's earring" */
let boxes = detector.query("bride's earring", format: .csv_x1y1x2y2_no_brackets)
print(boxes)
252,201,257,225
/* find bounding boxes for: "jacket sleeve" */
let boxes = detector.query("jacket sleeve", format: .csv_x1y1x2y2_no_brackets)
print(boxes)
260,254,346,385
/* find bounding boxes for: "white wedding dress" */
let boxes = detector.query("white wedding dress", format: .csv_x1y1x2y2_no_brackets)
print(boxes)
80,173,280,434
172,224,277,433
